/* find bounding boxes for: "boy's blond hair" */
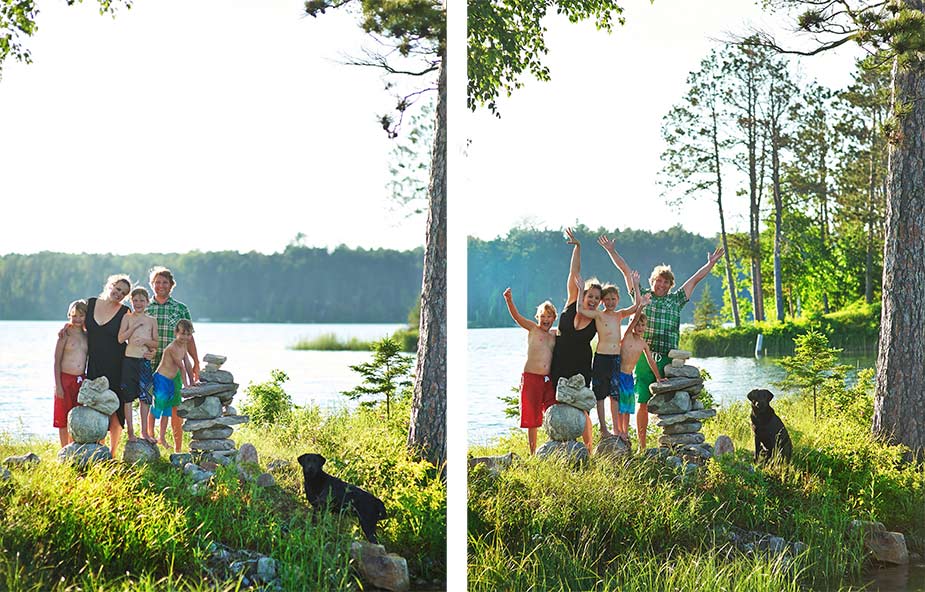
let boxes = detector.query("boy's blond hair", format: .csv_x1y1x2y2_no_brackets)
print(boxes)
175,319,194,334
68,299,88,317
130,287,150,300
534,300,557,322
601,284,619,299
635,312,647,326
649,265,675,289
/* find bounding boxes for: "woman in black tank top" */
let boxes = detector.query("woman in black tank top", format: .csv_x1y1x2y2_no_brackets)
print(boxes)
549,229,602,451
85,275,131,455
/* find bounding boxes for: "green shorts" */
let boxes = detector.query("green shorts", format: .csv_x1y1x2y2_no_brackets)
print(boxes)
634,354,669,404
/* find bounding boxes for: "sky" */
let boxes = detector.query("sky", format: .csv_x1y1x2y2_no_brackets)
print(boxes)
0,0,431,255
463,0,865,242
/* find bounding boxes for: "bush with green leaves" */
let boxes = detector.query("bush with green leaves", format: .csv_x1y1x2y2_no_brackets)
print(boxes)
240,369,293,427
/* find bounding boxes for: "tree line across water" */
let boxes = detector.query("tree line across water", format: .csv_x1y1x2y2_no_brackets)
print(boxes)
0,246,423,323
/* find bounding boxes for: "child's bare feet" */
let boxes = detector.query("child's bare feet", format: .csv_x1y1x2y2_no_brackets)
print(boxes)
157,438,170,449
143,434,157,444
600,428,612,439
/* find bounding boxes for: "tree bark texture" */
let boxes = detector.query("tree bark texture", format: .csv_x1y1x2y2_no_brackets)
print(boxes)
408,61,447,467
872,43,925,458
713,105,740,327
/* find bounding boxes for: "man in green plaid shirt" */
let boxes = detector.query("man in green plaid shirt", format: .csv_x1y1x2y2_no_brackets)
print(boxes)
598,235,723,449
145,266,200,448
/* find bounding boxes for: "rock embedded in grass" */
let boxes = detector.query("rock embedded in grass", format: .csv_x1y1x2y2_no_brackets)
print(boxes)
58,442,112,467
536,440,589,466
350,541,410,592
122,440,160,464
3,453,40,468
595,435,631,458
658,433,705,447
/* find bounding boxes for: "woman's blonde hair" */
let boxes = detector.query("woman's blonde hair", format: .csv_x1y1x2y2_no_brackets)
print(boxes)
100,274,131,300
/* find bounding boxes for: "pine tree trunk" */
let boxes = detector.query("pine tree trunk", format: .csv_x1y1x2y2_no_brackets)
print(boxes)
872,44,925,459
408,62,447,467
866,115,877,304
713,106,740,327
772,127,784,322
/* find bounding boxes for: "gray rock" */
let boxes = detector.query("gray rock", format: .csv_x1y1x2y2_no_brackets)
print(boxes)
184,462,214,483
202,354,227,366
3,453,40,468
688,382,704,395
199,369,235,384
648,391,692,415
791,541,808,555
691,400,705,411
0,467,10,481
595,436,631,458
662,420,702,435
190,480,211,495
655,413,689,427
58,442,112,467
256,473,276,487
182,415,249,432
218,391,236,405
685,409,717,420
267,459,291,473
683,463,698,477
762,536,787,554
181,382,238,400
680,443,714,459
468,452,516,476
77,378,121,416
668,349,691,360
122,440,160,464
170,453,193,467
223,405,237,416
203,363,221,372
849,520,909,565
543,404,586,441
177,396,222,420
644,447,671,460
67,406,110,443
555,375,596,412
256,557,277,582
192,426,234,440
237,443,259,465
665,455,683,468
536,440,589,466
659,432,706,447
665,364,700,379
649,377,703,396
190,439,236,452
714,435,735,458
350,541,410,592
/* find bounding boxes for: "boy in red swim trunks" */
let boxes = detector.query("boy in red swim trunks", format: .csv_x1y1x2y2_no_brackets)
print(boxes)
53,300,88,447
503,288,556,455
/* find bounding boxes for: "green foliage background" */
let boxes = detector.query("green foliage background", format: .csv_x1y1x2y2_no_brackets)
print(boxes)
0,246,423,323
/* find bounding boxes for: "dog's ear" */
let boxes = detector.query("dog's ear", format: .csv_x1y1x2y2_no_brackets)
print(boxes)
747,389,759,402
764,390,774,402
318,454,327,467
297,453,309,468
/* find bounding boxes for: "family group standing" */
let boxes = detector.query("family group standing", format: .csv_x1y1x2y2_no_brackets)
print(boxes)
52,267,200,454
505,229,723,454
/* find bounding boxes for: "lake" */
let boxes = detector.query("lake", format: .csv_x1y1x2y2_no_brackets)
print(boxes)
0,320,405,441
468,327,876,446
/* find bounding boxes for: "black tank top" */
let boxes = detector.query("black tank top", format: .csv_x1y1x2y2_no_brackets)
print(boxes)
85,297,129,396
550,302,597,386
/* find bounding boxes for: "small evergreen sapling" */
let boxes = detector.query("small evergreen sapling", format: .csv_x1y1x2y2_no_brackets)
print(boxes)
343,337,413,419
776,330,850,419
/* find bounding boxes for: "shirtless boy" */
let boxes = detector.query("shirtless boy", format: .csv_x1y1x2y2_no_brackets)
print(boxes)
503,287,556,455
576,272,646,440
152,320,194,451
118,288,158,443
53,300,88,447
618,311,665,449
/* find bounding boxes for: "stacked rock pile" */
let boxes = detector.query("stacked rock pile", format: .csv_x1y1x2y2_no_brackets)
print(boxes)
536,374,595,464
58,376,117,466
647,349,716,463
178,354,249,463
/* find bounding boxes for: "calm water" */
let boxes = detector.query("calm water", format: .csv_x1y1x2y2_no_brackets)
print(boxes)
468,327,876,446
0,320,404,441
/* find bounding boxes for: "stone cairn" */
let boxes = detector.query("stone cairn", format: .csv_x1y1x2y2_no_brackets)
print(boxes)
177,354,249,464
57,376,117,466
646,349,716,464
536,374,595,464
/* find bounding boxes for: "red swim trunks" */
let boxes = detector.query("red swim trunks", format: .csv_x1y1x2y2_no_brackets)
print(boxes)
520,372,554,428
53,373,84,428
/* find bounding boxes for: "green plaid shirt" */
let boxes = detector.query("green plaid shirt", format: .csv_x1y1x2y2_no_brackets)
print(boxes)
146,296,192,368
639,288,688,357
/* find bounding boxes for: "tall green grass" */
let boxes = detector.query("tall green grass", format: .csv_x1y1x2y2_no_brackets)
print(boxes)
0,395,445,590
469,392,924,591
290,332,373,351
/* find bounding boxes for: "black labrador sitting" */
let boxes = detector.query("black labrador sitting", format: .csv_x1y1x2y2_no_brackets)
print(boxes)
297,453,387,543
747,389,793,462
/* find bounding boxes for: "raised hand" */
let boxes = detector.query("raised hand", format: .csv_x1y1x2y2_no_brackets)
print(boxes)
708,247,725,265
503,287,513,301
640,293,652,307
598,235,615,252
565,227,579,246
631,269,640,286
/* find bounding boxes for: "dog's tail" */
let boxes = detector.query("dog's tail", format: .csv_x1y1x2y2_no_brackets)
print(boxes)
377,498,387,520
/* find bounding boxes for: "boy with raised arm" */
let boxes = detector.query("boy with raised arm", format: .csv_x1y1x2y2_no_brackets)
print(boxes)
53,300,88,447
118,288,159,443
576,272,645,441
152,320,195,451
503,287,557,455
616,273,663,444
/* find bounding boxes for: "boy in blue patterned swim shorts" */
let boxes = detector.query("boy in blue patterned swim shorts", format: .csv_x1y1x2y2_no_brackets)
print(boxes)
152,320,194,452
618,311,665,446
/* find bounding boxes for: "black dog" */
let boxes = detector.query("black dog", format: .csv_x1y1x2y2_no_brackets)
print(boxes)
297,453,387,543
747,389,793,462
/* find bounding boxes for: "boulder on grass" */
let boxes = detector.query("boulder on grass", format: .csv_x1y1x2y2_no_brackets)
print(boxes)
122,439,160,464
58,443,112,467
350,542,409,592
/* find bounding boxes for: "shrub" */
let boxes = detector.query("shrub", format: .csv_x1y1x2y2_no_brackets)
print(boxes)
240,369,293,427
